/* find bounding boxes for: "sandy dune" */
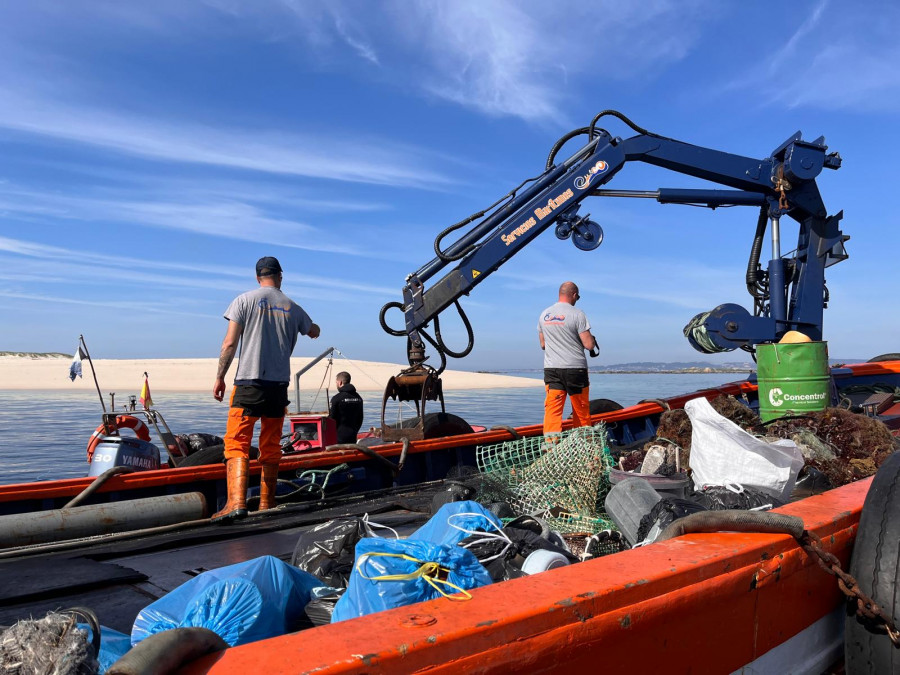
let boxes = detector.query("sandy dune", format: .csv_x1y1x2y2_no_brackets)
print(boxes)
0,355,541,394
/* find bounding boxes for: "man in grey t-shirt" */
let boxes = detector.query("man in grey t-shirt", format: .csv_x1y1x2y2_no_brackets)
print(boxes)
211,256,320,522
538,281,598,436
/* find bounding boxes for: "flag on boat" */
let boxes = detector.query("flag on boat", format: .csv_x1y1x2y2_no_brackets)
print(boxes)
140,373,153,408
68,343,86,381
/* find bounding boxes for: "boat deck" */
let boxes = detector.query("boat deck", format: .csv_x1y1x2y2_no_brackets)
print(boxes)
0,488,434,633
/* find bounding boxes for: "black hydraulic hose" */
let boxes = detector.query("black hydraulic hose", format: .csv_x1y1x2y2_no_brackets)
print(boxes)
433,300,474,359
588,109,656,141
327,443,399,476
433,171,550,263
546,111,658,171
654,510,806,544
545,126,593,170
106,627,228,675
379,301,407,337
64,466,135,509
746,205,768,300
433,211,491,263
418,329,448,375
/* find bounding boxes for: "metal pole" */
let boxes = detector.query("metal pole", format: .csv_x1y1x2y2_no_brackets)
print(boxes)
293,346,336,414
79,335,106,413
771,217,781,259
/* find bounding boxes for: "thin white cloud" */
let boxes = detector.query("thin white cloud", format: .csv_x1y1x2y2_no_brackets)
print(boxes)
309,0,712,123
0,289,221,319
727,2,900,112
0,186,364,256
495,249,739,311
0,236,397,296
773,0,829,70
0,2,712,126
0,87,454,189
329,11,380,65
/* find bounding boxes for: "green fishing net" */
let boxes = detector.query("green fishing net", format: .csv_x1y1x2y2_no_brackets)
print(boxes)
476,424,616,535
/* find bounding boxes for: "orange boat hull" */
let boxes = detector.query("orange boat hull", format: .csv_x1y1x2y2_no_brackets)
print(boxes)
185,477,865,674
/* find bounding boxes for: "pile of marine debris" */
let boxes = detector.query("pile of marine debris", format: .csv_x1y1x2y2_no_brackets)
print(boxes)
7,400,897,672
618,394,898,490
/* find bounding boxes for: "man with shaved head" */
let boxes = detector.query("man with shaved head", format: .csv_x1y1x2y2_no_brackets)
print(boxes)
538,281,599,437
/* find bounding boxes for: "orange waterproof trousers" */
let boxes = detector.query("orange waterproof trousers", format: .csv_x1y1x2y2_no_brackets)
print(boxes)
224,389,284,463
543,385,591,435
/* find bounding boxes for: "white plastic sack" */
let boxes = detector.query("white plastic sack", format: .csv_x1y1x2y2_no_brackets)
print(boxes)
685,397,804,502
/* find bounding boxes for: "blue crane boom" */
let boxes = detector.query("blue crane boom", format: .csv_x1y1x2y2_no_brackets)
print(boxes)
377,111,847,439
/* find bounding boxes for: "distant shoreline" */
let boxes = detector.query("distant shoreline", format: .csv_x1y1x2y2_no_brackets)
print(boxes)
0,355,542,392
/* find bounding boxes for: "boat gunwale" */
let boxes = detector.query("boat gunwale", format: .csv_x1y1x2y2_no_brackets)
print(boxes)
182,476,869,674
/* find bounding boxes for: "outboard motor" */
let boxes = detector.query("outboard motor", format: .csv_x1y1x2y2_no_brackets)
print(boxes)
88,436,162,477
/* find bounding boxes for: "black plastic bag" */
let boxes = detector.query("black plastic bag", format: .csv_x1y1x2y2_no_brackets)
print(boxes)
790,466,834,500
636,497,707,544
303,590,344,627
430,482,477,514
175,433,225,456
289,518,369,588
691,486,785,511
459,523,578,582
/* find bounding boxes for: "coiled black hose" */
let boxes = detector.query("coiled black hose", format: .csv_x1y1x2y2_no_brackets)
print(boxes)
380,297,473,369
433,300,474,359
379,300,407,337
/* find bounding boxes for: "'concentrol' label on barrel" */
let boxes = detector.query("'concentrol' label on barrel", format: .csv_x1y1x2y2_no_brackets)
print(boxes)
767,387,828,407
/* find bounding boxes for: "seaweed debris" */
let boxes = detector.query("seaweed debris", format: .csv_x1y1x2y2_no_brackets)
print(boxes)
764,407,899,485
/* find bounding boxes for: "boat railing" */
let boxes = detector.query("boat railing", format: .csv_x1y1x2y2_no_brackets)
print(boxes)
101,408,183,459
292,346,337,415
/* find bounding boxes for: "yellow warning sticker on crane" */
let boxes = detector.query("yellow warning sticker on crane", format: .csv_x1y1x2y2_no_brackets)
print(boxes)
472,269,481,279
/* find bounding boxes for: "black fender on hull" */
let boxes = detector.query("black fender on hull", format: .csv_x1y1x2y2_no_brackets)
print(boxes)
844,451,900,674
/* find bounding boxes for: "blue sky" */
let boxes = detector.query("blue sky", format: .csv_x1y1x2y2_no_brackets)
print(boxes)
0,1,898,370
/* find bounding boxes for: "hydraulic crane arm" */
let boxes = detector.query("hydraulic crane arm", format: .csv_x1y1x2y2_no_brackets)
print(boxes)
381,112,845,366
378,111,846,438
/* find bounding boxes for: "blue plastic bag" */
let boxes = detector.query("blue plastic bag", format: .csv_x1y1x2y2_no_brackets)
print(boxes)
131,555,321,647
332,537,492,622
77,624,131,674
409,500,503,547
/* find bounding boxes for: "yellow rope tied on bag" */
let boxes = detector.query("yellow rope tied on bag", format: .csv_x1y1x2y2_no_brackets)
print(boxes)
355,552,473,601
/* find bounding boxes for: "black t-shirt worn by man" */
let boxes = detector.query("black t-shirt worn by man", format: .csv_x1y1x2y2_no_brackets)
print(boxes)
329,384,364,444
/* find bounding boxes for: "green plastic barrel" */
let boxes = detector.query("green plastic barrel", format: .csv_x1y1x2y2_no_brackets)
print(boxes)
757,341,830,422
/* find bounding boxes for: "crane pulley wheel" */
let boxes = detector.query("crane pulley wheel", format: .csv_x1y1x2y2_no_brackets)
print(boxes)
573,220,604,251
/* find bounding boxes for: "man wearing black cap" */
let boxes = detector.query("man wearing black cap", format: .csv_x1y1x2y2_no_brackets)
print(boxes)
211,256,320,522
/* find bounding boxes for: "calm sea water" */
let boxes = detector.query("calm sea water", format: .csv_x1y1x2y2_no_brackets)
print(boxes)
0,373,744,485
